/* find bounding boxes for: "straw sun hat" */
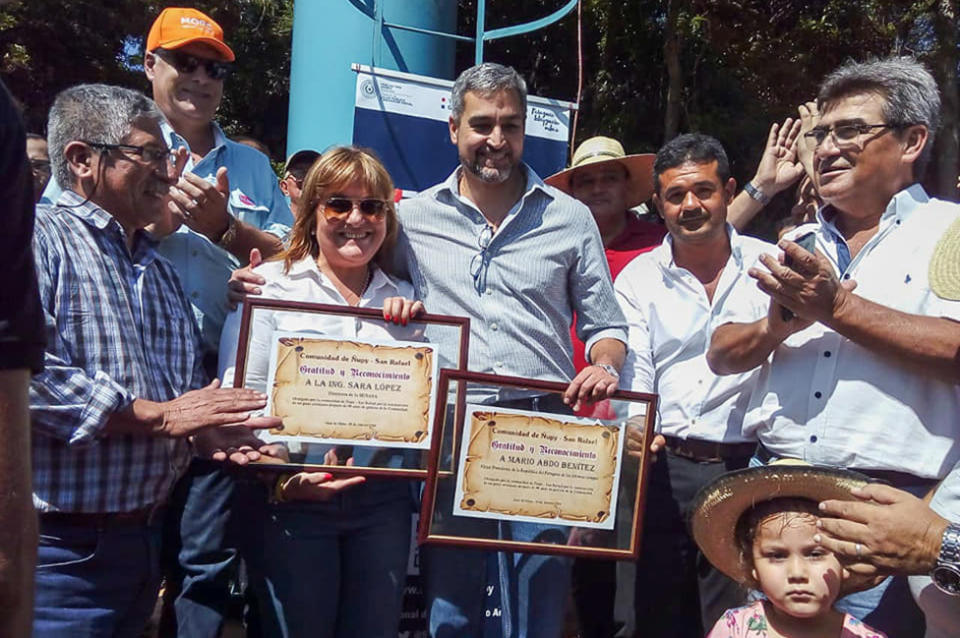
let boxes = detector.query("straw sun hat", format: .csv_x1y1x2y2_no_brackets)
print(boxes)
689,461,872,584
545,136,655,209
930,215,960,301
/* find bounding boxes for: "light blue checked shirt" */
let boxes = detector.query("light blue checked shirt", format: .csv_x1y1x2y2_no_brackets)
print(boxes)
396,165,627,400
155,121,293,354
30,191,203,513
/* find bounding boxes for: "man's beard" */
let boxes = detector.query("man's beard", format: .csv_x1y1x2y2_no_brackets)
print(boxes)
460,151,516,184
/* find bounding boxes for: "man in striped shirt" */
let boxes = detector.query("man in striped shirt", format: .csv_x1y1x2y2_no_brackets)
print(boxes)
29,84,278,638
398,63,628,638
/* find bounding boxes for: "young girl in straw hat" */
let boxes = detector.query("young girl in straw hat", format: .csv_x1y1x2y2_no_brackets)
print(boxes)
690,465,887,638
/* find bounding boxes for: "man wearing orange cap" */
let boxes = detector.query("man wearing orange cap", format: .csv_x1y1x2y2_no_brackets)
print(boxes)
141,8,292,638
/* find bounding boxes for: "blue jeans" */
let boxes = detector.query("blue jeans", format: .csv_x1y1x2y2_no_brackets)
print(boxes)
33,514,163,637
424,394,573,638
253,484,414,638
160,459,266,638
422,522,572,638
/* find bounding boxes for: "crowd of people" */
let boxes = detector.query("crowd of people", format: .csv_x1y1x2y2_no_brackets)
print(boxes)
2,5,959,638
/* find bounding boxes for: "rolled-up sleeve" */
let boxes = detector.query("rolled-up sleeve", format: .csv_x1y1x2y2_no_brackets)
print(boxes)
571,216,628,360
30,352,134,445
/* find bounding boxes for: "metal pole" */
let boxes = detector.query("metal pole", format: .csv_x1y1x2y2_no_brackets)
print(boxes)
373,0,384,68
475,0,486,65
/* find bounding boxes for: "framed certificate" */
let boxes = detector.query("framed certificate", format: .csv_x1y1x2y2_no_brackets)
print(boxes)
231,298,469,479
419,370,658,559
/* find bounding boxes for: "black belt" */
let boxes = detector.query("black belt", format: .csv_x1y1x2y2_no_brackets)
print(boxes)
856,469,938,491
663,436,757,462
39,505,163,528
754,443,938,491
493,393,571,414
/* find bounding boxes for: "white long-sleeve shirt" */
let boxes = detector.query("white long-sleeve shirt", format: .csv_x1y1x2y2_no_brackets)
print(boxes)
615,227,773,444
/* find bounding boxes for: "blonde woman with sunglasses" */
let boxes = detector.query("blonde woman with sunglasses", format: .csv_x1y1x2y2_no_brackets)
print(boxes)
218,146,423,638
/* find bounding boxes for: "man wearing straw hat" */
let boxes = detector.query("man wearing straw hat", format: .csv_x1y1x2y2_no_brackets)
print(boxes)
545,138,664,393
707,56,960,635
545,136,664,260
615,133,777,637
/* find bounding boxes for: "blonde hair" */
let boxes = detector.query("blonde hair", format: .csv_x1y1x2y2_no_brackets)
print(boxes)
281,146,398,274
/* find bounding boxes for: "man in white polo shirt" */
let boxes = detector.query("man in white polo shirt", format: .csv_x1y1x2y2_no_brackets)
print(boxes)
616,133,776,637
707,56,960,636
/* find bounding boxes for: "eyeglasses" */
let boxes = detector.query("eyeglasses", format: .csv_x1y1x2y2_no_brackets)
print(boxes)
803,122,907,148
153,48,233,81
469,224,494,294
81,141,176,168
322,197,388,221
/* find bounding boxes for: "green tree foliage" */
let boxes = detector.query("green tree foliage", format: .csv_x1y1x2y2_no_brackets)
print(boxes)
3,0,956,207
466,0,957,233
1,0,294,160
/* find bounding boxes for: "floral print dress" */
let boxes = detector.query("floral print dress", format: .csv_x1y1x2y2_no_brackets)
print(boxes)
706,601,887,638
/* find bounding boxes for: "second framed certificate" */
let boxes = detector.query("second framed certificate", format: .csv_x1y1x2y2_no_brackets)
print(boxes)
230,298,470,479
420,370,658,559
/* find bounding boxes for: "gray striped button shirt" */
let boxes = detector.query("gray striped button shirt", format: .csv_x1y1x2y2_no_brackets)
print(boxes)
396,165,627,399
30,191,202,513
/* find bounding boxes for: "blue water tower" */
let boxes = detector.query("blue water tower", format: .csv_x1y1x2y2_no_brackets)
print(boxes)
286,1,458,157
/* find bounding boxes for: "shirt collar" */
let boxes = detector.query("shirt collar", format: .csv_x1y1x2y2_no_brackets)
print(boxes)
55,190,160,256
817,183,928,238
160,119,228,165
608,213,665,249
653,223,742,269
285,256,400,296
56,190,115,231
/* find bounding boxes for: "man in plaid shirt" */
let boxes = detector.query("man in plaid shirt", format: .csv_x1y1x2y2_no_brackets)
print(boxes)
29,84,279,638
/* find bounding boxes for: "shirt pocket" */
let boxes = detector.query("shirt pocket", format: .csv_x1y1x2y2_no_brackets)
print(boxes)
229,189,270,229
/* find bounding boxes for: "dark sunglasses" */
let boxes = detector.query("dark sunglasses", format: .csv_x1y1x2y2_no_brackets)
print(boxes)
154,48,233,80
322,197,387,221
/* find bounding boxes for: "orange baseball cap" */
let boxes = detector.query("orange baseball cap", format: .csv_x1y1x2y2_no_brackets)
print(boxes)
146,7,235,62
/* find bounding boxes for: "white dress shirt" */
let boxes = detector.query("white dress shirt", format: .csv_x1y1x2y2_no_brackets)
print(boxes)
615,226,773,443
740,185,960,479
219,257,419,391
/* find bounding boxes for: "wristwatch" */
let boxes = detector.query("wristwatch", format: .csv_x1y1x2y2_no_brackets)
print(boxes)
743,181,771,206
932,522,960,596
216,214,239,248
595,363,620,380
